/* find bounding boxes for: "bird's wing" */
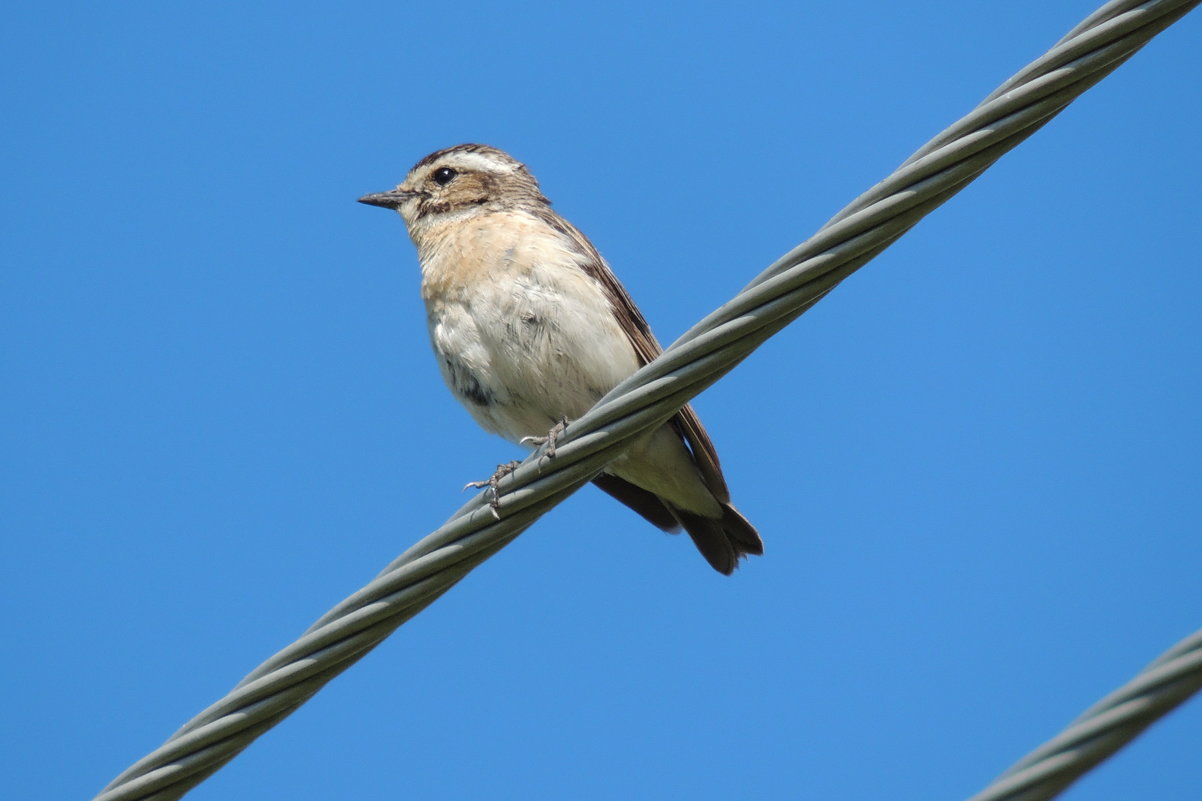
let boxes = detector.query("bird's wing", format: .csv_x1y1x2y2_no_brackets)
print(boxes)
541,208,732,503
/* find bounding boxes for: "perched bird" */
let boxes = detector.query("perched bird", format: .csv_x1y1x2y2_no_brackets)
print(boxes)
359,144,762,574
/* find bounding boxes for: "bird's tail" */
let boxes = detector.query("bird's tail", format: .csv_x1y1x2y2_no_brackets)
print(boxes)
591,474,763,575
674,503,764,576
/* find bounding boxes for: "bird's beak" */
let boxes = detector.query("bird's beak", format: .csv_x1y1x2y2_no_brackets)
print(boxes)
357,189,419,210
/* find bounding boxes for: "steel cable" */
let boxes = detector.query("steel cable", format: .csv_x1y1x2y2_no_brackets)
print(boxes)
967,628,1202,801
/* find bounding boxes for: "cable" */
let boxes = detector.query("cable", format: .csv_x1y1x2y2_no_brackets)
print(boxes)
966,628,1202,801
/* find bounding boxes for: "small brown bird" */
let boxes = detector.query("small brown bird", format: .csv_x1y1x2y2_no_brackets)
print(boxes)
359,144,762,573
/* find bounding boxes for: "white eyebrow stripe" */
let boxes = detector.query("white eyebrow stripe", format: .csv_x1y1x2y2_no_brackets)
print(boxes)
445,151,520,174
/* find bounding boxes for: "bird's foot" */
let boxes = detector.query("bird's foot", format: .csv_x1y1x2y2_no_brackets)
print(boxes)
464,460,522,519
520,418,569,464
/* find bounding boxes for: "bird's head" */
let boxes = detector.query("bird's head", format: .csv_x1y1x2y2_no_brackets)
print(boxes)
358,144,548,236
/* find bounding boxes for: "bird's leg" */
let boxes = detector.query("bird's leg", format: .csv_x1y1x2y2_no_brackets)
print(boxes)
463,460,522,518
520,417,569,463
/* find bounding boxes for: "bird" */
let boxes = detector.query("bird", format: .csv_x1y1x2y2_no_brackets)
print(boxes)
358,144,762,574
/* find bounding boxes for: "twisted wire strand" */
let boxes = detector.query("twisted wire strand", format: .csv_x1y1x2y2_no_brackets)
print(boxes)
94,2,1201,799
967,628,1202,801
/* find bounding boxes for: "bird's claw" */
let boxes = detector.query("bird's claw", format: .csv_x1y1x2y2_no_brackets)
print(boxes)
464,460,522,517
519,418,569,465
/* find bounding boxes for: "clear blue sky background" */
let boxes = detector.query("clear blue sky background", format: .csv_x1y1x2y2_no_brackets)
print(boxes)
3,3,1200,800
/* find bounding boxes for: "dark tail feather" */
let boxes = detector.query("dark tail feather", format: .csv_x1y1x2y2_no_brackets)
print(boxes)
674,504,764,576
591,474,680,530
591,475,763,575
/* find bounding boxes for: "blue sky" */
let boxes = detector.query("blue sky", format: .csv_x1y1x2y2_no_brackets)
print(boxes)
3,3,1200,800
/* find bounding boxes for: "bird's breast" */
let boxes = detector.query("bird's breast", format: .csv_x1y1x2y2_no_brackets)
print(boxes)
417,213,640,442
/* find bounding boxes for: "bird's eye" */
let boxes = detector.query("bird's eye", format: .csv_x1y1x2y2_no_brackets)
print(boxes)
432,167,458,186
